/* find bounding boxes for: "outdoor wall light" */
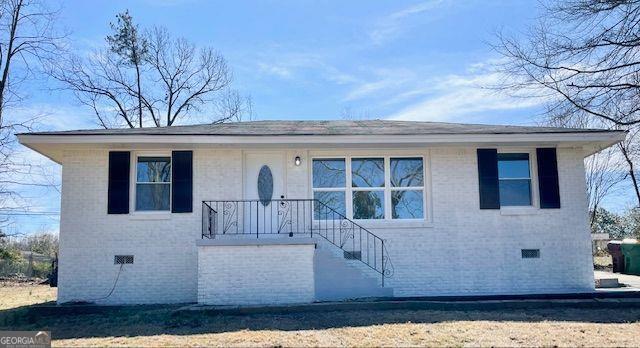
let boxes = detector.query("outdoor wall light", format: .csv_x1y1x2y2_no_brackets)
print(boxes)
294,156,302,166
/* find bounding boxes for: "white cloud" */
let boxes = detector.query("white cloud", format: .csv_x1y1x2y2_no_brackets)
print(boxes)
386,68,548,122
342,68,414,101
252,51,358,85
8,104,96,132
339,57,549,123
387,83,544,122
370,0,447,45
257,62,293,79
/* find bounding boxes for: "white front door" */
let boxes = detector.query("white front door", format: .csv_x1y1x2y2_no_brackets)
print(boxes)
243,152,286,234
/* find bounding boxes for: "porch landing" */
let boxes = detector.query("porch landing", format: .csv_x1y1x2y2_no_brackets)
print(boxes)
196,237,393,306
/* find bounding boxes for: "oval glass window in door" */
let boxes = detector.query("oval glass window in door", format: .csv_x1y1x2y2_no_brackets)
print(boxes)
258,165,273,206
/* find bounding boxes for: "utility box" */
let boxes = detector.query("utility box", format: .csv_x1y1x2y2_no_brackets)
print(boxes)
621,239,640,276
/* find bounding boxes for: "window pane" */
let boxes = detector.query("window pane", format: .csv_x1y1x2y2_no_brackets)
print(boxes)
499,179,531,206
498,153,530,179
313,159,345,188
137,157,171,182
313,191,346,219
351,158,384,188
352,191,384,219
392,190,424,219
136,183,170,211
391,157,423,187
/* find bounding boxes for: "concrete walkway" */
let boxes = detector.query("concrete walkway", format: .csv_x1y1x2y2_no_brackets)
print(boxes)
595,270,640,290
177,296,640,315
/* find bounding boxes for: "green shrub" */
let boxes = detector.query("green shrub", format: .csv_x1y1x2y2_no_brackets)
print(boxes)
31,261,52,278
0,258,28,276
0,247,21,262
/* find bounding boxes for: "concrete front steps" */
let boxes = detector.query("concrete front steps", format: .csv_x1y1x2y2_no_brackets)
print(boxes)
313,238,393,301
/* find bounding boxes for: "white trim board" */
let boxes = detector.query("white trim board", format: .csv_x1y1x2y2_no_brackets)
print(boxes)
17,132,626,165
18,132,625,146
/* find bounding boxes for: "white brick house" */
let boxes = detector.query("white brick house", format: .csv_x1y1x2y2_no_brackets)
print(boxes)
18,120,625,305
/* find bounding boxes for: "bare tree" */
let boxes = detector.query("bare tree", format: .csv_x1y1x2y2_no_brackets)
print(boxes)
493,0,640,207
214,88,253,123
106,10,147,128
0,0,62,125
546,115,629,220
618,125,640,205
494,0,640,126
0,0,64,239
50,11,251,128
585,146,627,224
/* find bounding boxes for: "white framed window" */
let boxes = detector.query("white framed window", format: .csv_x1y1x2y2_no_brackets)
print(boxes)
135,155,171,211
351,157,385,219
390,157,424,219
497,152,532,207
312,158,346,219
312,155,426,221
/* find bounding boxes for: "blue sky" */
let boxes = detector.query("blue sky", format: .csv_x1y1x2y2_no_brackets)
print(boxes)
37,0,543,125
6,0,634,235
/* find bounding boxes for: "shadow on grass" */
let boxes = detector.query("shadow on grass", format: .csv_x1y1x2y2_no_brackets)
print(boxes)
1,301,640,340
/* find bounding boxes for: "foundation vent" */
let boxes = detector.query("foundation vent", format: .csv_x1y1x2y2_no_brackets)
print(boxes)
521,249,540,259
114,255,134,265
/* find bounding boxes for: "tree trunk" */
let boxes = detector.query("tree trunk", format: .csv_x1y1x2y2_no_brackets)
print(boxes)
135,63,143,128
590,204,597,227
0,0,22,126
620,144,640,206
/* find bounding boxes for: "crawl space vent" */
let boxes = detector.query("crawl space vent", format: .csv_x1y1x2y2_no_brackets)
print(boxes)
521,249,540,259
344,251,362,260
114,255,134,265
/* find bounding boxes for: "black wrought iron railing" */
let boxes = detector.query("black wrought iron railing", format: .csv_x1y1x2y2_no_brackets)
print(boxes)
201,199,394,286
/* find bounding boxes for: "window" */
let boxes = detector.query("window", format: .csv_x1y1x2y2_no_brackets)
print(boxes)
312,159,346,219
136,156,171,211
352,158,385,219
312,156,425,221
391,158,424,219
497,153,531,206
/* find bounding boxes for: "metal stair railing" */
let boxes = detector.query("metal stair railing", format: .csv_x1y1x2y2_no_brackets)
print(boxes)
201,199,394,286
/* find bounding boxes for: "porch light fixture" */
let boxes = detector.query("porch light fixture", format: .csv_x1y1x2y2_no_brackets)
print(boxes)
294,156,301,166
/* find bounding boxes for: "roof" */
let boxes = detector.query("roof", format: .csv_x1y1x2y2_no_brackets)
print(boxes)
18,119,627,164
21,119,619,136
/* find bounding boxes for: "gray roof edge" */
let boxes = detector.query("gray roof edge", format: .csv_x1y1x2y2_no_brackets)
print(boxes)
18,129,624,136
17,119,626,137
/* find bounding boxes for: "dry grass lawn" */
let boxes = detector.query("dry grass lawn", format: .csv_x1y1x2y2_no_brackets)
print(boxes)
0,283,56,310
1,284,640,347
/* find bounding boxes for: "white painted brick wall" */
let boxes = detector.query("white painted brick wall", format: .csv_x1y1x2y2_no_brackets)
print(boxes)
369,147,594,296
58,148,243,304
290,147,594,296
198,244,315,305
57,145,594,304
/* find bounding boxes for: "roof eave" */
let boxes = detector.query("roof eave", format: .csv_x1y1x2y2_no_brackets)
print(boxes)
17,131,626,162
17,131,626,144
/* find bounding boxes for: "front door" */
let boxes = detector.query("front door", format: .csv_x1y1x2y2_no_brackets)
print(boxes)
243,152,286,234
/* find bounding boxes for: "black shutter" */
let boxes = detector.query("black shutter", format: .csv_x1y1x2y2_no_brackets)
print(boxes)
477,149,500,209
536,148,561,209
108,151,130,214
172,151,193,213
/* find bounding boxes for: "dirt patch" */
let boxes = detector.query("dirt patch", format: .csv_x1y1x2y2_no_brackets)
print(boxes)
0,276,48,287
